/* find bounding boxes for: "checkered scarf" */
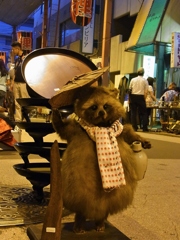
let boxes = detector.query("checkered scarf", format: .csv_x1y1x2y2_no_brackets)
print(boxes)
78,118,126,191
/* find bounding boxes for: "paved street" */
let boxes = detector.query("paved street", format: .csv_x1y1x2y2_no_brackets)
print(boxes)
0,131,179,240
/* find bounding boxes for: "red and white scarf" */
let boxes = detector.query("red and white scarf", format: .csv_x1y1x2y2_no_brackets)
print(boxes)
78,119,126,191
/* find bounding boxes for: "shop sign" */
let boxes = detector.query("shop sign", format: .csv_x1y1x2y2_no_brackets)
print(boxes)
171,32,180,68
21,37,32,50
71,0,93,26
82,0,95,53
17,32,32,51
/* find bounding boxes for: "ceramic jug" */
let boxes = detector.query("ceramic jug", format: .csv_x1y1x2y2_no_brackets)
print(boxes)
131,141,148,180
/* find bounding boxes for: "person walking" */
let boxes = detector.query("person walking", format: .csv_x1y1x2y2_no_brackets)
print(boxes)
146,77,156,125
11,41,30,122
129,67,149,132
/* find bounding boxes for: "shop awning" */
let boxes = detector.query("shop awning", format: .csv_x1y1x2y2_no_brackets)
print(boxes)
0,0,43,27
126,0,170,55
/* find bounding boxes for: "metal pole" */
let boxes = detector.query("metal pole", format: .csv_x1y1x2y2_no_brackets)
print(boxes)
101,0,113,86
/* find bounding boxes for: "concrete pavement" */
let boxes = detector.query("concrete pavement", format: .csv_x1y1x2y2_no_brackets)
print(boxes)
0,130,179,240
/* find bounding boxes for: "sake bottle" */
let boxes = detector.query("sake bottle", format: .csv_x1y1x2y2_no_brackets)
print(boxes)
131,141,148,180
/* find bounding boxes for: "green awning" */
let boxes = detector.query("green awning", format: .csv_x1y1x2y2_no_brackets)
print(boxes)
126,0,170,55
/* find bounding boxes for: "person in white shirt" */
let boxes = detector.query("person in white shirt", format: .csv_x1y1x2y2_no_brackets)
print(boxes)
129,67,149,131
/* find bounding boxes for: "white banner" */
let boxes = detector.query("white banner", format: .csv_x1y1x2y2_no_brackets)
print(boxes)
171,32,180,68
82,0,95,53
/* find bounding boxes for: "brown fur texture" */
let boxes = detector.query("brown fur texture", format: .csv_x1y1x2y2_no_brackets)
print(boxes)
52,86,151,233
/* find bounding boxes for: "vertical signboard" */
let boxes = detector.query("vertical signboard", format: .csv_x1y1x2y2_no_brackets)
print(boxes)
143,55,156,78
171,32,180,68
82,0,95,54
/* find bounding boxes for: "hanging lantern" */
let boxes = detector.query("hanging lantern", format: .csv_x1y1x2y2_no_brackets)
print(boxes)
70,0,94,26
17,31,32,55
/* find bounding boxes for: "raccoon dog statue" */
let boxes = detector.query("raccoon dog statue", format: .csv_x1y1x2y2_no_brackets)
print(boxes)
52,86,151,233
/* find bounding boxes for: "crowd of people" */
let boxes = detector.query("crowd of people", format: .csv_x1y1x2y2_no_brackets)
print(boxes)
1,45,180,148
0,41,30,148
0,42,29,121
123,67,180,132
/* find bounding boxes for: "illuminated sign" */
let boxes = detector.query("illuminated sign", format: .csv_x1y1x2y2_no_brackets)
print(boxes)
143,55,156,78
17,32,32,51
171,32,180,68
21,37,32,50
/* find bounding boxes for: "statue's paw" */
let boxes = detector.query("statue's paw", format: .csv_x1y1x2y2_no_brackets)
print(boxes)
96,225,105,232
142,140,151,149
96,220,105,232
73,226,86,234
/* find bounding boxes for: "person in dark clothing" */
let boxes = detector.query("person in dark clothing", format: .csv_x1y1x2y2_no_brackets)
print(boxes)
11,41,29,121
129,67,149,132
0,59,9,109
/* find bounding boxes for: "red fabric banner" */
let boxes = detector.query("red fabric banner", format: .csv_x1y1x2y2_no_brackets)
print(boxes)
0,118,17,147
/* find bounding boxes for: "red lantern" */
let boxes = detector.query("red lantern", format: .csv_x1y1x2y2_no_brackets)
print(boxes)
17,32,32,54
71,0,94,26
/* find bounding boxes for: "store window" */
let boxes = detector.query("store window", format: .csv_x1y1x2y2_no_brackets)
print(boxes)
59,19,82,47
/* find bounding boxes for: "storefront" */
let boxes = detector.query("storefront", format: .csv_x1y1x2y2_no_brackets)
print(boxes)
125,0,180,97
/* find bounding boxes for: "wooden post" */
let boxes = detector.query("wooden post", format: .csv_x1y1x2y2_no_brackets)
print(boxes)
101,0,113,86
54,0,61,47
41,0,48,48
40,141,63,240
12,26,17,42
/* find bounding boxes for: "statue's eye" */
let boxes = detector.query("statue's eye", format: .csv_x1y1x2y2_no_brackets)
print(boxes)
91,105,97,110
103,104,109,110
